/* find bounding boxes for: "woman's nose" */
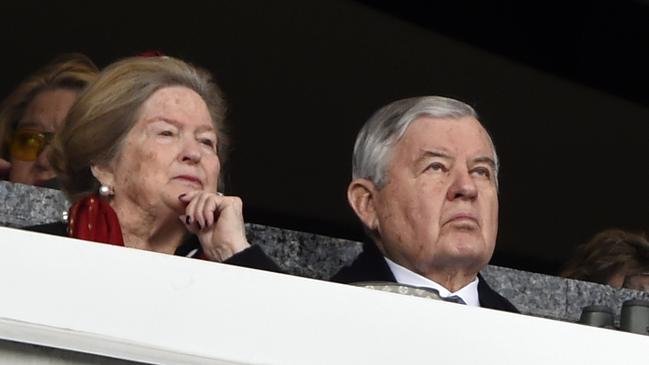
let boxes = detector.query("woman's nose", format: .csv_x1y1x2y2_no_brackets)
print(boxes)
35,146,53,171
180,139,202,164
33,146,57,183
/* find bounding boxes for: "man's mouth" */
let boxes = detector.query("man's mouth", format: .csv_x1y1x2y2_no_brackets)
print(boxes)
444,213,479,227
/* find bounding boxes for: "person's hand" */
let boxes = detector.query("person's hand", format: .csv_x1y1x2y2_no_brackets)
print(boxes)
0,158,11,180
178,191,250,262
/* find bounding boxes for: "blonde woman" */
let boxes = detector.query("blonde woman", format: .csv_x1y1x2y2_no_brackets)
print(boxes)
0,53,98,186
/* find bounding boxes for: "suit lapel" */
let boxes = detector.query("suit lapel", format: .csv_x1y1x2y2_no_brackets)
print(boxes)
332,242,520,313
331,241,395,283
477,273,520,313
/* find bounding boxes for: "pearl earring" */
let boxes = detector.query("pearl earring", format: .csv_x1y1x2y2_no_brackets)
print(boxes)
99,185,113,197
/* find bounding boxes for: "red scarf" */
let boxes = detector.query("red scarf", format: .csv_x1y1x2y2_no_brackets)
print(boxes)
67,194,124,246
67,194,208,260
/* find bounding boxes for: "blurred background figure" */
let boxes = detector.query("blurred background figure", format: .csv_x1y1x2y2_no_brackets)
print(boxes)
0,53,98,187
561,229,649,291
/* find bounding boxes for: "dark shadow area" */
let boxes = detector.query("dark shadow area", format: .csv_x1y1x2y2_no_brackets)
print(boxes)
1,0,648,275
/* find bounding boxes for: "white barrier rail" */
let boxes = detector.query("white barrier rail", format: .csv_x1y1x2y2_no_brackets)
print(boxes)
0,226,647,364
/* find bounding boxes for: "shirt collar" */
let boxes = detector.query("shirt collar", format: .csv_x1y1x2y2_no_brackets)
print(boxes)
384,257,480,307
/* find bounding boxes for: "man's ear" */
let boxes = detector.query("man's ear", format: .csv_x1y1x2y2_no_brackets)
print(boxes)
90,163,115,188
347,178,381,232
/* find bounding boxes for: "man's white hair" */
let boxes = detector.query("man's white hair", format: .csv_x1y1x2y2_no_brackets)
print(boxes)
351,96,499,188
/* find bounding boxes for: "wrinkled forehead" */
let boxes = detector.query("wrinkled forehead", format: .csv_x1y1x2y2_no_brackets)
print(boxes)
397,116,496,158
137,86,215,129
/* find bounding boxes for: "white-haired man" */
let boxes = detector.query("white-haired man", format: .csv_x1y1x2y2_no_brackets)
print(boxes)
332,96,518,312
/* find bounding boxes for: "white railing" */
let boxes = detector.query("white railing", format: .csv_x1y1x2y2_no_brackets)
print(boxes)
1,226,647,364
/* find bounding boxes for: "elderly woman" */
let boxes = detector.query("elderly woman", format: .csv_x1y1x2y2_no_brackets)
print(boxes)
32,56,280,267
0,53,98,186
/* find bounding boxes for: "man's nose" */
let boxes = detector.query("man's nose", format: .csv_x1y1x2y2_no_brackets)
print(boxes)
446,168,478,201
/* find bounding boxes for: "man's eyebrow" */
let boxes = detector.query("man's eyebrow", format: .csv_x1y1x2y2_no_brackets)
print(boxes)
473,156,496,169
414,149,452,164
420,149,452,159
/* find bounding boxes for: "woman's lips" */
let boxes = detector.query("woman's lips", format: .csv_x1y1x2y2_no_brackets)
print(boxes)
173,175,203,188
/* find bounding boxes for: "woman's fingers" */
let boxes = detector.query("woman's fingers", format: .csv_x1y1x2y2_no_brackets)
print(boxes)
181,191,225,231
183,193,201,229
203,196,218,227
178,190,201,204
194,193,211,229
178,214,194,232
182,192,249,262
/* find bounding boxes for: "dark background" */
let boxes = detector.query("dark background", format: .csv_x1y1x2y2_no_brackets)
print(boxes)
1,0,648,274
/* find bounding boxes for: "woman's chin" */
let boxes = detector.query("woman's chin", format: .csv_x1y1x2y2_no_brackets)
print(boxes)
160,193,188,214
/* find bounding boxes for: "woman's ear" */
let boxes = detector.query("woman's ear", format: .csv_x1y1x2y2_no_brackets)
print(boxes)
347,178,380,232
90,163,115,188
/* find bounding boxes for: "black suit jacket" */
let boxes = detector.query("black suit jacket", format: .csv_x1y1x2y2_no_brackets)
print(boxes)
332,241,519,313
27,222,283,273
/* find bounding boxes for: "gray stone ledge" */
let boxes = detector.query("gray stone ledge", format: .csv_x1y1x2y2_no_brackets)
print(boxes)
2,181,648,323
0,181,69,228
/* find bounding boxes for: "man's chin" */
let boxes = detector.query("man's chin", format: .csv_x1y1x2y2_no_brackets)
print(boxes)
441,229,484,246
438,237,491,266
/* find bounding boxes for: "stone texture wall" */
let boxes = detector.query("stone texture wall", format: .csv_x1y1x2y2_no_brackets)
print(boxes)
3,181,648,324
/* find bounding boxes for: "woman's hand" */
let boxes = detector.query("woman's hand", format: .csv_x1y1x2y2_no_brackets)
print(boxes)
178,191,250,262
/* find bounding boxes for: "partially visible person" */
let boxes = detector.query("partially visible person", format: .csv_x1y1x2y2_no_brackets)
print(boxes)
561,229,649,291
30,56,280,271
331,96,518,312
0,53,98,186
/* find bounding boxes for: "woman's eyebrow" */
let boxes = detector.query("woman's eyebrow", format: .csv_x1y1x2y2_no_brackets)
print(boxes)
472,156,496,169
146,116,181,126
16,120,44,129
195,125,215,133
147,117,215,133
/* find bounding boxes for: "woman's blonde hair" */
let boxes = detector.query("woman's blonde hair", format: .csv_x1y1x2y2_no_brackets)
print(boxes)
50,56,228,202
0,53,98,160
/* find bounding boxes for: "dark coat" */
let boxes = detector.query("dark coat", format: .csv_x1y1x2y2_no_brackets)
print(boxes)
331,241,519,313
27,222,282,273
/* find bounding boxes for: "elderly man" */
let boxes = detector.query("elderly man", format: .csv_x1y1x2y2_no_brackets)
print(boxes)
332,96,518,312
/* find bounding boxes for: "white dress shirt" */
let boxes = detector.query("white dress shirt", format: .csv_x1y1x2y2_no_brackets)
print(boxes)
385,257,481,307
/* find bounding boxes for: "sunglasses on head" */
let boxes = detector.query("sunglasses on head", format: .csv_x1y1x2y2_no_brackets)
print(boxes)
10,127,54,161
